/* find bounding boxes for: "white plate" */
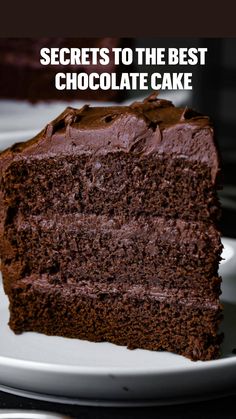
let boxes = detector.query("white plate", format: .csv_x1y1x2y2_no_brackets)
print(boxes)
0,238,236,406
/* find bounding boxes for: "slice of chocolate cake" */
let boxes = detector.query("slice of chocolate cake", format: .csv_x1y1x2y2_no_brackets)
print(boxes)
0,93,223,361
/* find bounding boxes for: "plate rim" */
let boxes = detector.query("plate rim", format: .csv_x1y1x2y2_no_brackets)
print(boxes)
0,352,236,375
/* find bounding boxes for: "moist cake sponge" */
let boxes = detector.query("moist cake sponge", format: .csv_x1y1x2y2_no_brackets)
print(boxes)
0,93,223,361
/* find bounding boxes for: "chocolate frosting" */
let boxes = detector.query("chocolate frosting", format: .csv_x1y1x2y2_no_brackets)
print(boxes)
0,93,220,183
15,275,221,311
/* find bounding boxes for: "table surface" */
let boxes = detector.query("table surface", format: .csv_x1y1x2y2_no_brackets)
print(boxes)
0,160,236,418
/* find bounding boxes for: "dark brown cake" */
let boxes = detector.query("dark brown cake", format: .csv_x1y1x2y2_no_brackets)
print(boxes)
0,38,125,102
0,93,223,361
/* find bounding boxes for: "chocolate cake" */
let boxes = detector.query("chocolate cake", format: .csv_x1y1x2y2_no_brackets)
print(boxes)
0,93,223,361
0,38,125,102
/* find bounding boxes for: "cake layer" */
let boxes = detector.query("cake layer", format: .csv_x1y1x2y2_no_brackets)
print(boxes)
1,154,220,222
1,214,222,295
8,278,223,361
0,95,221,225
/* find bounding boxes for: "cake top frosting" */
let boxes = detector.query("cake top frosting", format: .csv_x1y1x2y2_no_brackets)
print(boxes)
0,93,220,183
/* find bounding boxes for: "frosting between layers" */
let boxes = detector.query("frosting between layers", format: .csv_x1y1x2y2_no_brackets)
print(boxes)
2,213,221,288
16,212,221,245
12,276,221,310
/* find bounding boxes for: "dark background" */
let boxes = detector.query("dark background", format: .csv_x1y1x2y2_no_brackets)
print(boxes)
1,390,236,419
